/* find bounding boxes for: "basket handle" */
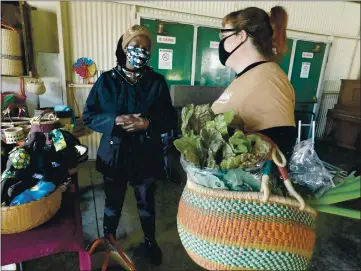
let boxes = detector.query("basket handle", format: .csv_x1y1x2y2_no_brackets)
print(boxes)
258,137,306,210
277,166,306,210
34,108,56,122
47,113,57,121
271,148,287,167
108,234,136,271
260,160,272,203
86,235,136,271
87,238,110,271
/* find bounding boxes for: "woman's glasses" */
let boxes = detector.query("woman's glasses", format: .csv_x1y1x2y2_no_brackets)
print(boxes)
219,28,237,40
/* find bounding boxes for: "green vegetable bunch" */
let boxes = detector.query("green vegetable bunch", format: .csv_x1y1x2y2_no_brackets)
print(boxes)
174,104,269,170
307,172,361,219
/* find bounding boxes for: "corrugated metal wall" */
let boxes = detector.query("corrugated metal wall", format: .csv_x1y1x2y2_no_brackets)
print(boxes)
61,1,134,159
350,40,361,79
126,1,237,20
124,1,361,37
60,1,360,159
323,38,359,93
316,93,339,138
137,6,221,27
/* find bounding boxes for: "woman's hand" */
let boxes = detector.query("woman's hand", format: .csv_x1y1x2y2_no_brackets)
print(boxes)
115,114,149,132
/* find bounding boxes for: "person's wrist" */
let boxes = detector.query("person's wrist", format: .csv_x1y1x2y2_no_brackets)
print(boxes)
143,118,150,130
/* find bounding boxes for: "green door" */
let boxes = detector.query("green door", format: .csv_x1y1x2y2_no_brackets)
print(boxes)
279,38,294,75
194,26,235,87
140,19,194,88
291,40,326,139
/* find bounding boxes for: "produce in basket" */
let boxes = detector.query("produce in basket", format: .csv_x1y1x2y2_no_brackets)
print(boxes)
173,104,273,192
174,104,269,171
306,172,361,219
175,107,313,271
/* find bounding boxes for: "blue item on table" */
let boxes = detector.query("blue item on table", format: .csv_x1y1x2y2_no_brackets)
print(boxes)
10,190,33,206
9,181,56,206
29,181,56,201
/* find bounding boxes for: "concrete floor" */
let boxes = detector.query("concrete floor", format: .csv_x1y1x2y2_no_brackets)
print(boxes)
21,151,361,270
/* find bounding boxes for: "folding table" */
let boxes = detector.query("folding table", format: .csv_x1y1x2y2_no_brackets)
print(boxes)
1,174,91,270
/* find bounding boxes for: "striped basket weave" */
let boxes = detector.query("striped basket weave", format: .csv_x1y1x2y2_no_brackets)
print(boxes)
1,28,24,76
177,180,317,271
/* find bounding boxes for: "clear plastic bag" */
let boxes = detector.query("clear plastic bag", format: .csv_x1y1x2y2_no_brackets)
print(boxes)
288,139,334,198
180,156,263,192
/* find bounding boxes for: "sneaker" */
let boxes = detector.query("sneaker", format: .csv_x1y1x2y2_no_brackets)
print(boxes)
144,237,162,266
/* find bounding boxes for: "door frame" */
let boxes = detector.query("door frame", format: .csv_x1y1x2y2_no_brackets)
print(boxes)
288,40,331,105
191,26,198,85
311,42,331,138
288,39,331,138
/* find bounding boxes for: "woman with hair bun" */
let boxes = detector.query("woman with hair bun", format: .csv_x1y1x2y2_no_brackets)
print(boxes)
212,6,296,159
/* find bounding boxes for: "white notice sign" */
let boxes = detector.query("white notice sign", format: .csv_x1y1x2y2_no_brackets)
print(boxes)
300,62,311,78
210,41,219,49
159,49,173,70
302,52,314,59
157,35,176,44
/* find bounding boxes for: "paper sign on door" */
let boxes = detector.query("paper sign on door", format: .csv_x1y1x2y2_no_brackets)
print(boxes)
210,41,219,49
159,49,173,70
300,62,311,78
157,35,176,44
302,52,314,59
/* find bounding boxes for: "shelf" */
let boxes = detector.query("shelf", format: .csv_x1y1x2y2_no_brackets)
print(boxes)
67,83,94,88
1,75,34,78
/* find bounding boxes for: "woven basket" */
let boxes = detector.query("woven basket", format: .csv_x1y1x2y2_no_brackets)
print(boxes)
177,180,317,271
1,28,24,76
30,110,60,138
1,117,30,126
26,78,46,95
34,107,53,118
1,124,14,141
1,186,62,234
18,124,31,138
4,127,24,144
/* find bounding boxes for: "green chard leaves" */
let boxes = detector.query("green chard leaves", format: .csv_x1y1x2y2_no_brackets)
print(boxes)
174,104,269,170
173,133,205,167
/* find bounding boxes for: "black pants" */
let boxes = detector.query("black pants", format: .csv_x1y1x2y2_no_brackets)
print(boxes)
103,176,156,241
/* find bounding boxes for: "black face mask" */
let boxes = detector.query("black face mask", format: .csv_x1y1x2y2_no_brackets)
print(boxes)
218,33,246,66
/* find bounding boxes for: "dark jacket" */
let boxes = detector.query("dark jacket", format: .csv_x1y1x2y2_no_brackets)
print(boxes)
83,67,177,184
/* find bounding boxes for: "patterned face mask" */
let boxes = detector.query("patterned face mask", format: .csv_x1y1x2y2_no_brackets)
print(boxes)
125,46,150,69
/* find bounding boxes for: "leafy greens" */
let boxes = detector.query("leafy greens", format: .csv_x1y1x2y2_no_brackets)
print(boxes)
174,104,269,170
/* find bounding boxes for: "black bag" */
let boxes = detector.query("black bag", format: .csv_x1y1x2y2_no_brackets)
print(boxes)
48,129,82,169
